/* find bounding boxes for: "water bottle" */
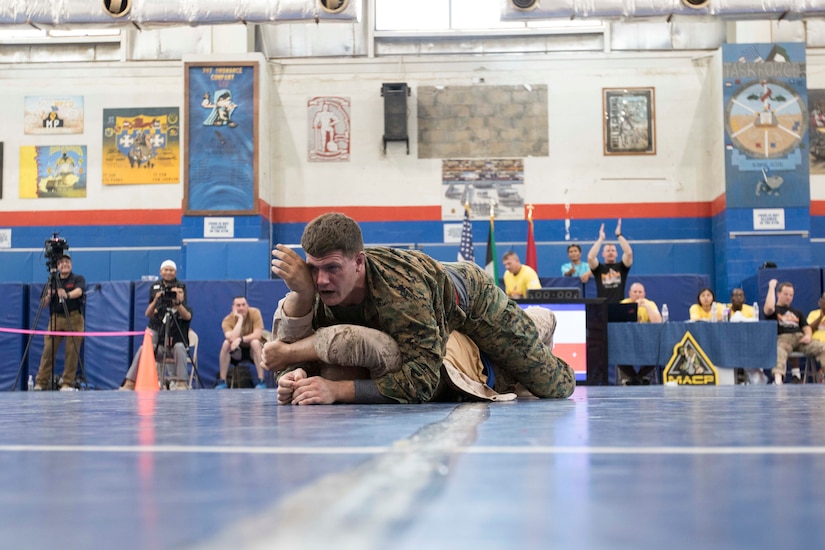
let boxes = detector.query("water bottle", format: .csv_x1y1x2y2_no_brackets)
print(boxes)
753,301,759,320
723,305,729,322
27,375,34,391
661,304,669,323
710,302,718,322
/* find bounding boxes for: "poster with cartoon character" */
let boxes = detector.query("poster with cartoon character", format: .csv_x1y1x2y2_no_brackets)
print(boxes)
19,146,87,198
24,96,84,135
184,62,258,215
101,108,180,185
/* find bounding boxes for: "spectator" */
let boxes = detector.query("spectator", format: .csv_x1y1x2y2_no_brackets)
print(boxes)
727,288,756,321
689,288,725,322
34,253,85,391
587,220,632,303
764,279,825,385
262,212,574,404
216,296,267,389
502,251,541,300
560,244,591,283
617,282,662,385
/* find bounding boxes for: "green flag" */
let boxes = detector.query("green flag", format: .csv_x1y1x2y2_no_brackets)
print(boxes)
485,215,499,285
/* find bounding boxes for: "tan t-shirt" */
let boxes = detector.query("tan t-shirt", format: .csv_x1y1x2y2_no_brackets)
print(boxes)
221,306,264,341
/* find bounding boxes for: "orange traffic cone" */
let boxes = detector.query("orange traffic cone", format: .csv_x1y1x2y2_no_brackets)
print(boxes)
135,329,159,391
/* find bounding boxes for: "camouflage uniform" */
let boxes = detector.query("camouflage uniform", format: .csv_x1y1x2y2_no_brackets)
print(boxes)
278,247,575,403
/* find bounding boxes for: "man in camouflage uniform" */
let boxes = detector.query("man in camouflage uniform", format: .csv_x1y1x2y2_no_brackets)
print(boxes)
262,212,574,405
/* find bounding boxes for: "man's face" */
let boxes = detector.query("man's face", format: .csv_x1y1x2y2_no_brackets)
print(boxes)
628,284,645,301
567,247,581,263
57,257,72,276
730,289,745,308
777,285,794,307
160,266,177,282
232,298,249,316
602,244,618,263
503,256,521,275
306,250,365,307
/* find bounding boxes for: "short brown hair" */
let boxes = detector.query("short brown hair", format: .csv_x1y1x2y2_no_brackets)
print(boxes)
301,212,364,258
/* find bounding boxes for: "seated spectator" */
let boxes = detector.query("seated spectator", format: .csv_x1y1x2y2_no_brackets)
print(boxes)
560,244,591,283
502,251,541,300
807,293,825,343
727,288,756,321
216,296,267,389
764,279,825,385
617,282,662,385
689,287,725,322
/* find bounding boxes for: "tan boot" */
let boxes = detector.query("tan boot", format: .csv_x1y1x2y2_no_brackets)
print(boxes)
119,379,136,391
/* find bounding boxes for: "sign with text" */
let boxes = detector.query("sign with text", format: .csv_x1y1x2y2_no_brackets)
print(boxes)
753,208,785,230
204,217,235,238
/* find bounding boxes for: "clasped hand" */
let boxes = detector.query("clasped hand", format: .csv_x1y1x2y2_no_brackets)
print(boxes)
277,368,337,405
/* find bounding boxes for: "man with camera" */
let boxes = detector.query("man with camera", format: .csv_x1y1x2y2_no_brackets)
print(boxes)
34,251,86,391
120,260,192,390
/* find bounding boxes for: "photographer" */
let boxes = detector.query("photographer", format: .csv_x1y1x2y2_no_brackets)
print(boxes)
34,252,85,391
120,260,192,390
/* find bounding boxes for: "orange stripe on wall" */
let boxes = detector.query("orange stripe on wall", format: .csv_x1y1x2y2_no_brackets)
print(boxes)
0,209,182,226
811,201,825,216
710,194,726,217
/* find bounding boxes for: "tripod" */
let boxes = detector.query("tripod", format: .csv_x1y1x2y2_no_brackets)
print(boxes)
153,305,202,389
13,268,88,391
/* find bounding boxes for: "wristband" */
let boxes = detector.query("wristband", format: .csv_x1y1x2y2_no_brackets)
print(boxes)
616,233,623,238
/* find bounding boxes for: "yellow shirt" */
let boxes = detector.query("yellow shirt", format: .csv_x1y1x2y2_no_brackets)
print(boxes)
727,303,756,321
807,309,825,343
689,303,725,322
621,297,657,323
503,265,541,298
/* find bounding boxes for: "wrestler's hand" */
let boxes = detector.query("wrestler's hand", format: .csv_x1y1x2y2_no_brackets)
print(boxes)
262,339,291,372
277,368,307,405
290,376,340,405
271,244,314,295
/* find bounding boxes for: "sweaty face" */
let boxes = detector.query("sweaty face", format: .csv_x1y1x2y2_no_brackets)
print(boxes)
602,244,617,263
503,256,520,274
306,250,365,307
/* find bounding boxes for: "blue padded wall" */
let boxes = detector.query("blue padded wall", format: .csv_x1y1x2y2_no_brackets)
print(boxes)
84,281,133,389
0,283,28,390
755,267,822,318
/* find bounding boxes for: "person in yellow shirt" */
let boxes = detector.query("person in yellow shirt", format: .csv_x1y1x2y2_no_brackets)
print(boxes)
502,251,540,299
807,293,825,343
689,287,726,321
617,282,662,384
726,288,756,321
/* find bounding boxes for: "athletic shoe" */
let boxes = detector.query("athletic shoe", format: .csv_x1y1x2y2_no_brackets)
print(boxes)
170,380,189,391
255,381,267,389
33,385,44,391
790,375,802,384
59,385,75,392
215,380,228,390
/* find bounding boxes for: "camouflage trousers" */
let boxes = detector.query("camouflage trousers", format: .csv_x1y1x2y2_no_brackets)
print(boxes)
448,261,575,399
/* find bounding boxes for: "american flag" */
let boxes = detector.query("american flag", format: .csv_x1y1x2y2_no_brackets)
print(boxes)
458,206,474,263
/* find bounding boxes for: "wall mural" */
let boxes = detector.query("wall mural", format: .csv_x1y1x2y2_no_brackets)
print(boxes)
101,108,180,185
19,145,87,199
23,96,84,135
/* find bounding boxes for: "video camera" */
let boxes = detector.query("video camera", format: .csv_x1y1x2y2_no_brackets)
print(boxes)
44,232,69,271
158,282,182,309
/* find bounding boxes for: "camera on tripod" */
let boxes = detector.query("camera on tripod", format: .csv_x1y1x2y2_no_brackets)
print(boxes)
44,232,69,271
158,284,181,309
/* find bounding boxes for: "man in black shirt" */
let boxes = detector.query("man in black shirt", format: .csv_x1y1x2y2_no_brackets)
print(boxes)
587,219,633,303
34,253,85,391
121,260,192,390
764,278,825,384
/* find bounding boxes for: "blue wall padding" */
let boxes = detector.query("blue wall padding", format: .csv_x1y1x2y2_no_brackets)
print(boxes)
185,280,246,388
184,240,270,281
246,279,291,331
84,281,133,390
0,283,28,390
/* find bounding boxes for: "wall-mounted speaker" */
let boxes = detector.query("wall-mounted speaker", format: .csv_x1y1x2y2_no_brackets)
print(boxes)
510,0,540,10
680,0,710,9
318,0,349,14
526,287,582,300
381,82,410,153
